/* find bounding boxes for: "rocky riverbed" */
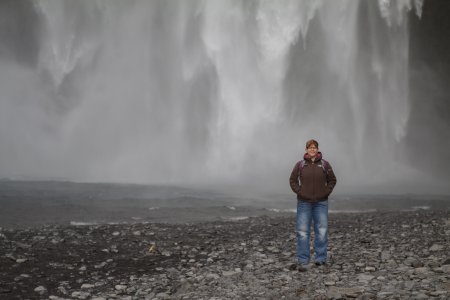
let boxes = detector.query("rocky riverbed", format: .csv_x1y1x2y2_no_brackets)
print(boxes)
1,211,449,299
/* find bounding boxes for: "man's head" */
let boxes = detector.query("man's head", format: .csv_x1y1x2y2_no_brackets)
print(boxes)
305,139,319,158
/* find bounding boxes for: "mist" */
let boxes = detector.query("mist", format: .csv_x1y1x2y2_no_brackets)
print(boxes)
0,0,449,195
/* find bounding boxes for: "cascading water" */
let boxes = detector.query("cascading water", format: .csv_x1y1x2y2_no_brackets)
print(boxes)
2,0,446,194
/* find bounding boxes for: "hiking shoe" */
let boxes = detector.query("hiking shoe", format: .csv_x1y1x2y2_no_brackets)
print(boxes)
315,261,326,267
289,263,310,272
297,264,309,272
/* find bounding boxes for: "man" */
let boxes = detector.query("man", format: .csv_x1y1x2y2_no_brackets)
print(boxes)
289,139,337,271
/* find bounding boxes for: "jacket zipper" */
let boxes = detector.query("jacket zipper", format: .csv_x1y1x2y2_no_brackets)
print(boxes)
312,162,316,201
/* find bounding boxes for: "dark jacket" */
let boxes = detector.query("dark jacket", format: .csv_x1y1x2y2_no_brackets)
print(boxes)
289,152,337,202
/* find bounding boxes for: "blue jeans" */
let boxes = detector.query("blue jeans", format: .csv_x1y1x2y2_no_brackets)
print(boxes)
296,200,328,264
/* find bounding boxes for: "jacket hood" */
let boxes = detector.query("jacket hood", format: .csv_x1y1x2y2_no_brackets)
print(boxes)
303,151,323,162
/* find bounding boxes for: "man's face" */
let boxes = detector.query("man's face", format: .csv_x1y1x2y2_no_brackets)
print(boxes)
306,145,318,158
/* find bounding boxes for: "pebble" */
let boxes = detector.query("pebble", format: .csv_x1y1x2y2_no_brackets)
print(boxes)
429,291,448,296
358,274,375,282
34,286,47,294
206,273,220,280
411,260,424,268
413,267,428,274
380,251,390,261
429,244,444,251
114,284,127,291
441,265,450,273
326,288,342,299
412,293,429,300
80,283,95,289
377,291,393,298
222,270,240,277
71,291,90,299
156,292,170,299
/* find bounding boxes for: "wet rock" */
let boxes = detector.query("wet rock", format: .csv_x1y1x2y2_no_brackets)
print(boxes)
34,286,47,295
380,251,390,261
411,293,428,300
441,264,450,273
114,284,127,291
358,274,375,282
205,273,220,281
377,291,393,299
411,260,424,268
222,270,241,277
328,287,364,298
16,242,31,249
49,296,66,300
156,292,171,299
0,287,12,294
326,287,342,299
429,244,444,251
94,262,107,269
267,246,280,253
57,286,68,295
413,267,428,274
71,291,90,299
429,291,448,297
5,254,16,261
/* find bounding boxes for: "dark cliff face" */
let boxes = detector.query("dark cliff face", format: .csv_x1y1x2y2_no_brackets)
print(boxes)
407,0,450,176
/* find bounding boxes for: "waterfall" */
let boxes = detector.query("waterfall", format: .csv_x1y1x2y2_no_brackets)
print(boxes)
1,0,436,193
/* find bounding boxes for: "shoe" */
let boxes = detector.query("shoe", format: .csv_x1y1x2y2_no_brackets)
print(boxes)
297,264,309,272
289,263,310,272
315,261,326,266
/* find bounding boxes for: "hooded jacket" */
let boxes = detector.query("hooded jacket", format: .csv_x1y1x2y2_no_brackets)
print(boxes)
289,152,337,202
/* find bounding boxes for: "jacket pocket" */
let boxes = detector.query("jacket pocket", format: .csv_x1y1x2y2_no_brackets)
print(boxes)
317,185,331,200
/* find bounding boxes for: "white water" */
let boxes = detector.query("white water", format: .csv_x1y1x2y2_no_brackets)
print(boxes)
1,0,438,194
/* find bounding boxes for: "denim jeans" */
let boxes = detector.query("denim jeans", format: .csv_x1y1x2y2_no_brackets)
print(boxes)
296,200,328,264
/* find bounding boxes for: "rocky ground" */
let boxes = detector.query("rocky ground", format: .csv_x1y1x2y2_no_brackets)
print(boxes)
0,211,449,300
